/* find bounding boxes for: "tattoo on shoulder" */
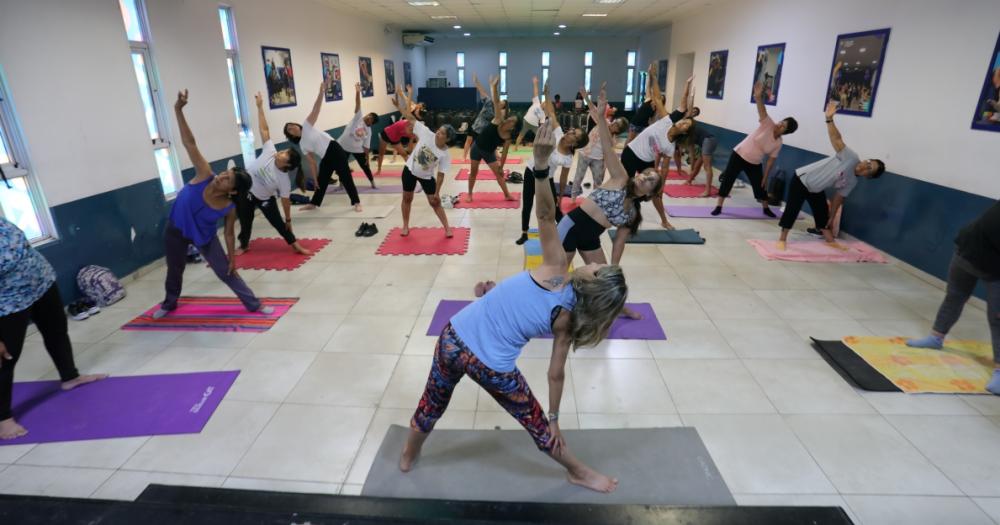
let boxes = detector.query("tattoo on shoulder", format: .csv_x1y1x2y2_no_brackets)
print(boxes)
543,276,565,288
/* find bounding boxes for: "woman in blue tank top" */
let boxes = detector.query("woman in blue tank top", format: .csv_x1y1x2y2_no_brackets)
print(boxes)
401,121,627,494
153,90,268,319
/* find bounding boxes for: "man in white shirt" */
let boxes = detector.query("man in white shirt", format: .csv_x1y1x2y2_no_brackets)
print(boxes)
337,82,379,189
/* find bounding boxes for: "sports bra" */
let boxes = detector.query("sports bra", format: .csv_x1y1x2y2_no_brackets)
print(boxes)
589,187,633,227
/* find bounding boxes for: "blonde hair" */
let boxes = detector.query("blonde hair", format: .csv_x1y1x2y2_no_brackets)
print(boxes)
570,265,628,348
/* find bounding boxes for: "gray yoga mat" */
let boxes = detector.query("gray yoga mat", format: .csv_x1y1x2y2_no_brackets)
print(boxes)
362,425,735,506
608,228,706,245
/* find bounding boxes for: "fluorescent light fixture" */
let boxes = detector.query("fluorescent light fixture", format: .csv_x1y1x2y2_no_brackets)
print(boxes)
408,1,440,6
595,0,624,4
430,15,456,19
463,32,471,36
855,61,860,65
582,13,608,17
553,32,560,35
453,25,462,29
839,50,846,55
558,24,567,28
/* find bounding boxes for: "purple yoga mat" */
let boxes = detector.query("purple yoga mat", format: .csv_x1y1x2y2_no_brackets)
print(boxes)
1,371,239,446
666,205,780,219
426,300,666,340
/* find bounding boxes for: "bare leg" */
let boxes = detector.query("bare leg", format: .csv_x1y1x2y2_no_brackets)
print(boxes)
702,160,715,198
467,159,480,201
393,143,409,163
400,191,414,236
687,158,703,185
487,161,514,200
548,446,620,493
428,194,453,237
462,135,473,160
0,418,28,440
652,190,674,229
376,139,388,175
399,428,429,472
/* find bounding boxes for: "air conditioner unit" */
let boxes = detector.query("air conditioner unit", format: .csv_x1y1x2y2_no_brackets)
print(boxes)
403,33,435,47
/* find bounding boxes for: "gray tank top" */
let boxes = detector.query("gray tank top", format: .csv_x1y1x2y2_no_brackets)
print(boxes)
589,187,633,227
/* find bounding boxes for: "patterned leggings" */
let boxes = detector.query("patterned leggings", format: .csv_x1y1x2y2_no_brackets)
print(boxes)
411,323,553,452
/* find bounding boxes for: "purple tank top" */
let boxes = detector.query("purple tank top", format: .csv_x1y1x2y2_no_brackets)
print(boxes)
168,177,233,247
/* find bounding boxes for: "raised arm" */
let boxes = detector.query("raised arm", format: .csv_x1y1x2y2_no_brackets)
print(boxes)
305,81,325,126
532,75,540,100
529,120,568,271
173,90,212,181
649,63,668,119
679,75,693,113
394,84,418,122
254,92,270,143
753,82,768,121
489,76,504,126
353,81,361,114
472,73,489,99
825,101,846,153
586,84,628,185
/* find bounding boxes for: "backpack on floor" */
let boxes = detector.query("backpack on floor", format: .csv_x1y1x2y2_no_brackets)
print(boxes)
505,171,524,184
76,265,126,307
766,168,790,206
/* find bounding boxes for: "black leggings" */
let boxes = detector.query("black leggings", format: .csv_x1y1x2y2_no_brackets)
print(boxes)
779,176,829,230
348,151,374,184
621,146,655,177
520,167,563,232
311,141,360,206
717,152,767,201
0,284,80,421
236,193,296,250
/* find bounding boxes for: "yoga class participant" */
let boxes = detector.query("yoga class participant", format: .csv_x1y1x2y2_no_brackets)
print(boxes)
572,115,629,203
907,199,1000,394
625,65,657,146
338,82,379,189
0,217,107,440
400,119,624,494
620,63,692,229
711,82,798,217
514,76,547,148
284,81,363,212
155,90,271,319
777,101,884,250
663,75,697,177
375,117,414,176
393,85,456,238
236,92,311,256
515,84,589,245
679,81,719,198
466,75,517,202
462,73,508,160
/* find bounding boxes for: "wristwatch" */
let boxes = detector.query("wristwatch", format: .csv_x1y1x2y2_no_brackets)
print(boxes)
548,411,559,422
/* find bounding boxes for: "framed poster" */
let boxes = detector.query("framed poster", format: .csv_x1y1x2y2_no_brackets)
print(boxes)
971,32,1000,132
751,43,785,106
657,59,669,92
321,52,342,102
706,50,728,100
359,56,374,98
826,28,891,117
261,46,296,108
403,61,412,89
384,59,396,95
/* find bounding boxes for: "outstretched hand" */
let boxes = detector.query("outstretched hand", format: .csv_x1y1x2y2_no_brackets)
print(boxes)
753,82,764,100
546,422,567,457
825,100,839,119
254,92,263,108
175,89,189,110
532,118,557,171
355,82,361,93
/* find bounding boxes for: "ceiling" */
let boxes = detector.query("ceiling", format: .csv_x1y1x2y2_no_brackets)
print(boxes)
313,0,718,37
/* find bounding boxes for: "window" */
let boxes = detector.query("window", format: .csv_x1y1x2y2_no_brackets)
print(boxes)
541,51,550,88
584,51,593,92
456,52,465,88
0,69,53,242
624,50,637,110
119,0,181,195
498,51,508,101
218,5,254,163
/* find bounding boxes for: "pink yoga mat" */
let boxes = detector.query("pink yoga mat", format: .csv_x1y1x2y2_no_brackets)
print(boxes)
376,227,471,256
1,371,238,445
454,192,521,209
561,197,581,214
663,184,719,198
235,238,330,270
748,239,889,263
667,205,777,219
666,170,688,181
455,168,510,181
453,158,523,165
122,297,297,332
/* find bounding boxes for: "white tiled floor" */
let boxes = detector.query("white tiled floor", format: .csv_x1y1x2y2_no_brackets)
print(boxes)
4,150,998,523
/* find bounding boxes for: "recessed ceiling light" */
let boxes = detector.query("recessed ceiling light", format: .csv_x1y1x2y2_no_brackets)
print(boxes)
839,50,846,55
430,15,456,19
558,24,567,28
453,25,462,29
553,32,561,35
855,61,861,65
463,32,471,36
859,47,866,52
408,1,440,6
582,13,608,17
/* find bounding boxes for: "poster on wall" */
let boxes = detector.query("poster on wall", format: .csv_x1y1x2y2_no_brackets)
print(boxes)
971,32,1000,132
358,56,374,98
826,28,890,117
403,61,412,89
384,59,396,94
751,43,785,106
261,46,296,108
321,52,343,102
657,59,669,92
706,50,728,99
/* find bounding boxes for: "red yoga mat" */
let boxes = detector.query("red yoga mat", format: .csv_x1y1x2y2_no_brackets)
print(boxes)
454,192,521,209
560,197,581,214
666,170,688,181
455,168,510,181
452,158,523,165
663,183,719,198
356,170,404,178
235,238,330,271
376,227,471,256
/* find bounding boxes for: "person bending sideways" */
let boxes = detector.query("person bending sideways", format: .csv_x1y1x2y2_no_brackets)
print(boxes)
463,73,509,160
570,112,629,207
777,101,884,250
514,76,547,148
466,75,517,202
236,92,311,256
338,82,380,189
711,82,797,217
908,199,1000,394
376,118,414,176
155,90,272,320
392,86,456,238
400,119,624,494
0,218,107,440
284,81,363,212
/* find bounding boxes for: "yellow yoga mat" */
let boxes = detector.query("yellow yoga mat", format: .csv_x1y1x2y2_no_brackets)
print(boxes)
842,336,995,394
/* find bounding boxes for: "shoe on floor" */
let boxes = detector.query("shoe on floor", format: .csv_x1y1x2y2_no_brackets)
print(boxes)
67,302,90,321
81,299,100,316
363,223,379,237
355,222,369,237
806,227,823,237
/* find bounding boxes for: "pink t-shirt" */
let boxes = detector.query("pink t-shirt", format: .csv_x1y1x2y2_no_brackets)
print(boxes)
384,119,413,142
734,116,783,164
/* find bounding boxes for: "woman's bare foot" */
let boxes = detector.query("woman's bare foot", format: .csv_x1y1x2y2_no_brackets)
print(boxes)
444,227,454,238
661,221,676,231
776,240,787,251
465,194,474,202
567,466,619,493
698,190,711,197
0,418,27,440
504,194,515,201
354,203,364,212
399,442,422,472
61,373,109,391
235,247,247,256
300,204,318,211
292,242,313,256
400,227,410,237
825,241,850,252
621,306,643,320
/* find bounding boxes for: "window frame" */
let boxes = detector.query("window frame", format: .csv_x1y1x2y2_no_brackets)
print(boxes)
498,51,508,100
218,4,255,163
456,52,465,88
584,51,593,92
541,51,550,89
624,49,638,110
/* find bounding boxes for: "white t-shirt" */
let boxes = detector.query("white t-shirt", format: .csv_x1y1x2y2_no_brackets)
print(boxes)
523,97,546,127
245,140,291,201
627,115,675,162
337,110,372,154
581,125,604,160
525,127,572,170
405,121,451,179
299,121,334,158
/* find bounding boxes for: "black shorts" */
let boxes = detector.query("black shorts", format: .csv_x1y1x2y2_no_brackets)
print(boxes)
380,130,400,145
402,166,437,194
470,142,498,164
621,146,655,178
558,207,606,253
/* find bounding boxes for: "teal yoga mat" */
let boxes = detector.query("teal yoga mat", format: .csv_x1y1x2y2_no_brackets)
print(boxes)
608,228,706,244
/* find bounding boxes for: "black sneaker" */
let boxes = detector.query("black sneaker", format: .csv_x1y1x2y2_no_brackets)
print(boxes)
363,223,379,237
806,227,823,237
355,222,369,237
81,299,101,316
515,233,528,245
762,207,777,218
67,302,90,321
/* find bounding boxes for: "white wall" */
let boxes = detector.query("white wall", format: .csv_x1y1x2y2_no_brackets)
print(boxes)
638,25,672,85
665,0,1000,198
0,0,423,206
424,36,640,102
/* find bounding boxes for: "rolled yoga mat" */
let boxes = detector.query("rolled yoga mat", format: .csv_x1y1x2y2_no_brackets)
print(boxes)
1,371,239,446
362,425,735,505
608,228,706,244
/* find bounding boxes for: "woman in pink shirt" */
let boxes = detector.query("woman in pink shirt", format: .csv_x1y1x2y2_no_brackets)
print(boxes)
711,82,797,217
376,117,415,175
